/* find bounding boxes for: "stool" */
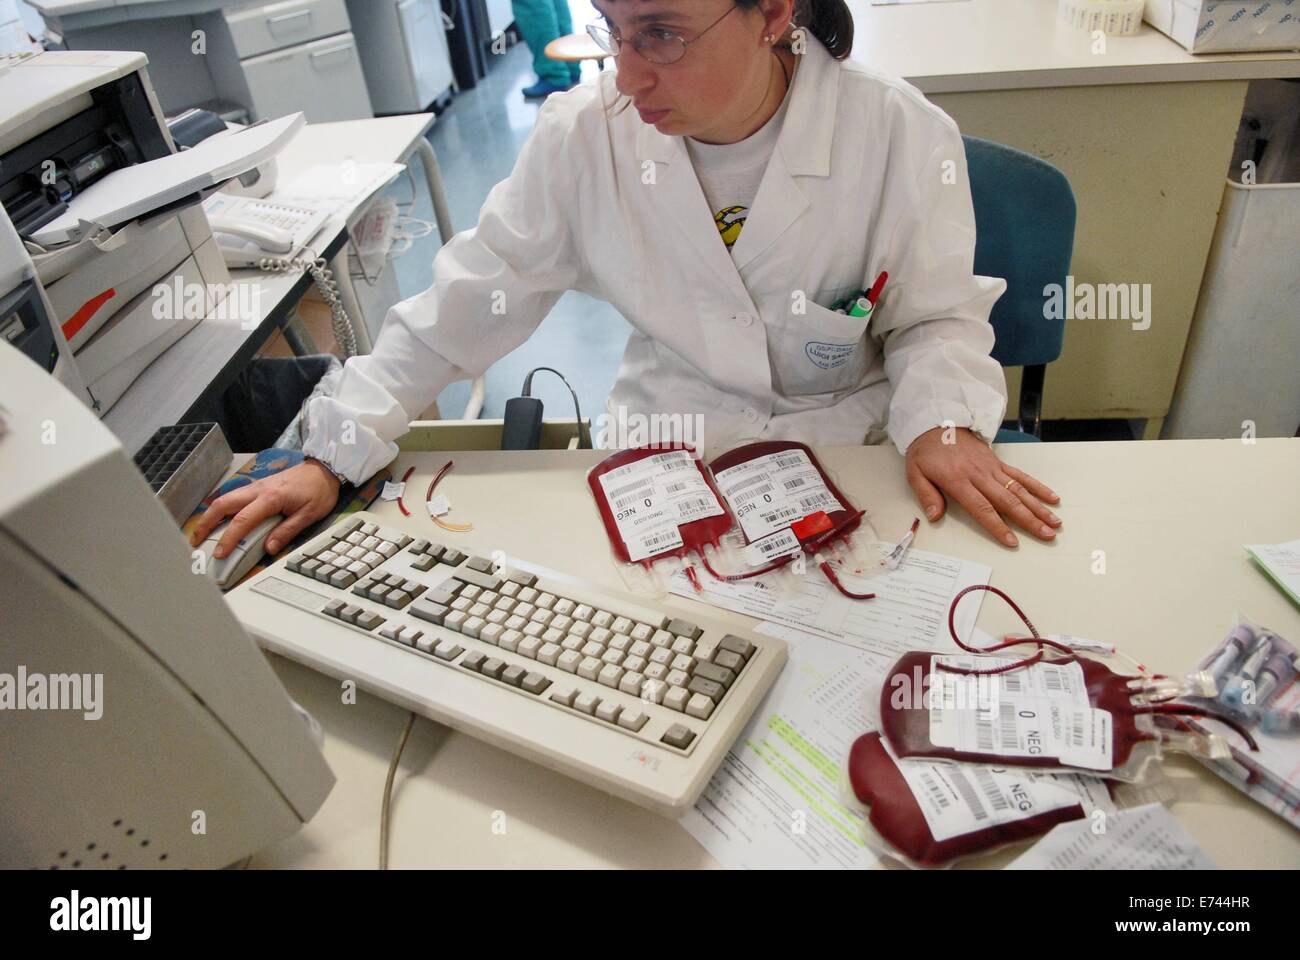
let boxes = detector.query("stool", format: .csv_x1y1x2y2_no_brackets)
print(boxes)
544,32,613,71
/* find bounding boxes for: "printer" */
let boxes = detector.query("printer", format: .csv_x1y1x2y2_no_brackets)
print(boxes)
0,50,300,415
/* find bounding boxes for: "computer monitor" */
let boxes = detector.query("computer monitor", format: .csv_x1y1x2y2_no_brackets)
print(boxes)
0,338,334,869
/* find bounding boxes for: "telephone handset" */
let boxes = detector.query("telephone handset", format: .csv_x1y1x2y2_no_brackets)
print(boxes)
202,192,357,357
203,194,329,268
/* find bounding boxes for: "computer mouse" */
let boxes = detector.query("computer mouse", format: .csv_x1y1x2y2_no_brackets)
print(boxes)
197,515,283,590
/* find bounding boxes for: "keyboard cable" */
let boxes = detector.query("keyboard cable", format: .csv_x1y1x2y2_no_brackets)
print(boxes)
379,711,417,870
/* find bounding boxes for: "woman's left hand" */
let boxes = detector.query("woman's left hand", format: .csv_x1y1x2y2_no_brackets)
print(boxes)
904,426,1061,548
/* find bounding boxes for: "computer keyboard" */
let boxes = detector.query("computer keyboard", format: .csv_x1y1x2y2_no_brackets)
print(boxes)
224,510,787,815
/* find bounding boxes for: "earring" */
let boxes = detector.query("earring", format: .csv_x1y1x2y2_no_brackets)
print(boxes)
764,34,775,43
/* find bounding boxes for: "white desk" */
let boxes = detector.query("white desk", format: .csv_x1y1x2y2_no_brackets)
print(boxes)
103,113,450,455
849,0,1300,435
252,438,1300,869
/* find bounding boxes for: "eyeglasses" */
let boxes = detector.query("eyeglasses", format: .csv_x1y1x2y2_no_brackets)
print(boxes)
587,4,739,65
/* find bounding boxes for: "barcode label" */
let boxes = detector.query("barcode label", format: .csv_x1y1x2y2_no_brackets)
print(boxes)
973,768,1012,812
946,767,988,821
733,482,776,506
888,737,1102,843
664,482,689,495
742,527,801,566
675,496,713,516
918,772,951,810
712,448,844,542
606,477,654,500
612,490,653,510
928,656,1107,770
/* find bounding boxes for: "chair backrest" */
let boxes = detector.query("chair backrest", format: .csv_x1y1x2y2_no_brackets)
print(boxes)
963,136,1076,368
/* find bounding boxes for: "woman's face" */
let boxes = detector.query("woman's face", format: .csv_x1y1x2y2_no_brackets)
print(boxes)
594,0,789,143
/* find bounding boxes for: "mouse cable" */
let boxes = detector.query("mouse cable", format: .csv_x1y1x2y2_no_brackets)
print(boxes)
379,711,417,870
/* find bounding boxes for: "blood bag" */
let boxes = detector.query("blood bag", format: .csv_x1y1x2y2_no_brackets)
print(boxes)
703,440,881,600
842,731,1117,868
588,444,732,594
879,649,1258,781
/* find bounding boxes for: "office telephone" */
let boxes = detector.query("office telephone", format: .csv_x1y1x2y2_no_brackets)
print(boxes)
203,194,329,269
202,193,357,357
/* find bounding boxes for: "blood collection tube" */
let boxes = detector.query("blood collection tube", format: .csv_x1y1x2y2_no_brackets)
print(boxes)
1206,624,1255,689
1221,635,1275,710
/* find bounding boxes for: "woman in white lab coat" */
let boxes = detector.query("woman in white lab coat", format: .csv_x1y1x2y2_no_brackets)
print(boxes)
194,0,1062,561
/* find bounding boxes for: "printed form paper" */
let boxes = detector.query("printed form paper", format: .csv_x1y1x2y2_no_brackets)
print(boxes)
669,549,992,657
680,638,892,868
1007,803,1217,870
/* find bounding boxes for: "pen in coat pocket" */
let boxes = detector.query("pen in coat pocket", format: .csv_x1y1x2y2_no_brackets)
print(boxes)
848,271,889,320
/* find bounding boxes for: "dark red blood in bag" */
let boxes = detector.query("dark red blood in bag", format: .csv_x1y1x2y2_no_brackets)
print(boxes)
588,444,733,567
847,732,1096,867
880,650,1155,772
708,440,862,546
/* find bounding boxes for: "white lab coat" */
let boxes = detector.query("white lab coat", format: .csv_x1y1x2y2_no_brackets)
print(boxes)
303,36,1007,483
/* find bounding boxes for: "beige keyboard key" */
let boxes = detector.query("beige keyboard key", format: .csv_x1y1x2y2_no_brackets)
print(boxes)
665,686,690,712
561,635,584,652
651,629,675,648
686,693,715,720
589,626,612,645
623,655,647,673
671,653,695,674
619,671,644,695
649,647,673,666
518,636,543,659
557,650,582,673
522,622,546,638
538,642,562,666
612,617,634,634
543,627,565,645
578,656,602,680
553,598,576,616
630,640,652,659
573,604,595,622
573,691,599,715
597,664,624,688
631,623,654,642
569,621,592,640
530,607,554,626
481,623,504,645
500,629,523,652
551,615,574,633
596,700,622,723
666,668,690,689
581,641,604,659
671,636,694,656
601,648,624,666
519,587,541,604
591,610,614,629
618,708,649,732
644,663,668,681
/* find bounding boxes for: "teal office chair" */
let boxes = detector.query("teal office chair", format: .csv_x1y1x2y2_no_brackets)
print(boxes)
963,137,1077,442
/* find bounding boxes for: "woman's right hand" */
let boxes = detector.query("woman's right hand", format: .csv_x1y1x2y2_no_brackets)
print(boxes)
189,460,342,560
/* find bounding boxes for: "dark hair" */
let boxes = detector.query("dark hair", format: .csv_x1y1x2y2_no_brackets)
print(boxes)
738,0,854,60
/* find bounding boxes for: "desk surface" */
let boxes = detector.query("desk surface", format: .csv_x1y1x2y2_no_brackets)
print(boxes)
254,438,1300,869
102,114,434,455
849,0,1300,93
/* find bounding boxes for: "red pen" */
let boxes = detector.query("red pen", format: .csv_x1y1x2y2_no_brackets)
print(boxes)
867,270,889,306
848,271,889,318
